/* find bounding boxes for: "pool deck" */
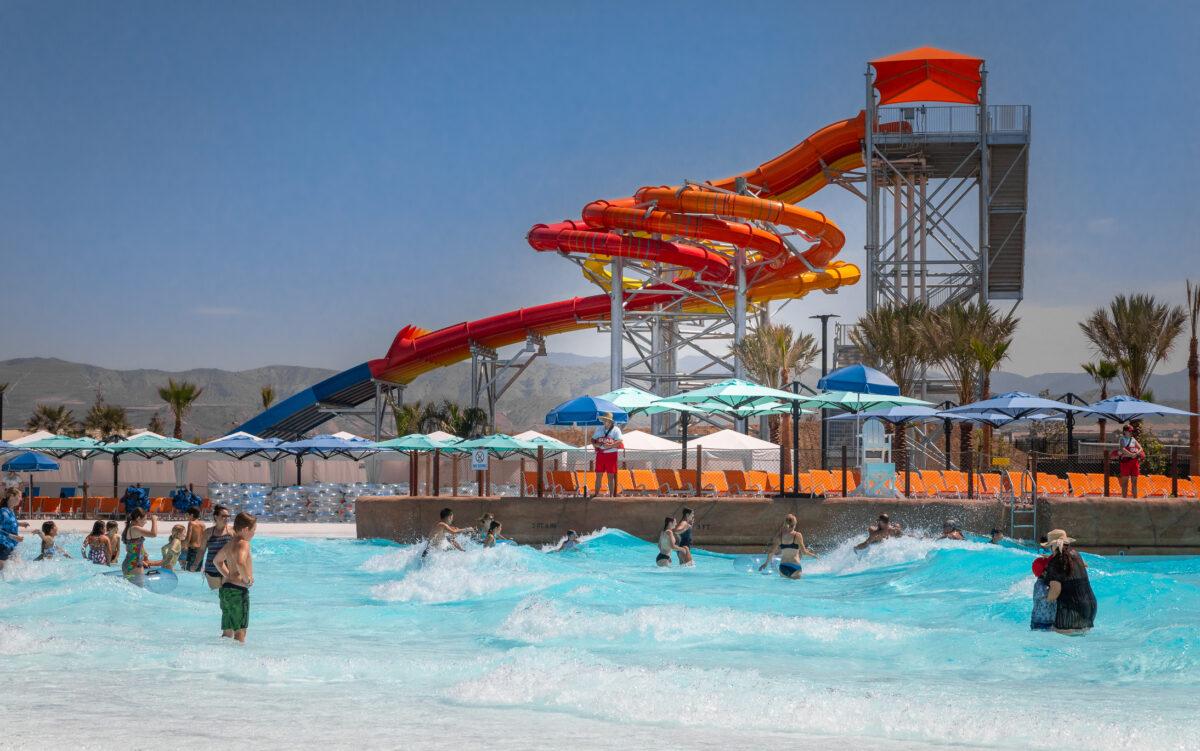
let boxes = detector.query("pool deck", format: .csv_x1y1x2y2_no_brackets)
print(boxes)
356,494,1200,554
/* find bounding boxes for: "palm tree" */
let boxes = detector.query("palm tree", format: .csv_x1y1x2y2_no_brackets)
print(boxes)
1187,281,1200,474
850,302,931,468
25,404,77,434
157,379,204,439
82,398,131,439
922,301,1016,467
970,313,1018,458
1082,360,1119,444
439,401,488,439
260,385,276,411
1079,294,1186,401
731,323,819,471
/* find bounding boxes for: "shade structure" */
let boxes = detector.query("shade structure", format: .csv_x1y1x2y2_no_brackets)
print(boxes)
449,434,540,459
10,430,56,446
594,387,664,415
699,401,814,418
105,432,198,458
689,429,779,451
198,432,286,460
0,439,18,455
870,46,983,105
943,392,1094,420
545,396,628,426
374,434,450,452
511,431,577,455
796,391,932,414
827,405,942,426
656,379,807,411
580,429,679,453
2,451,59,472
16,434,105,459
1085,395,1196,423
425,430,461,444
277,433,378,459
817,364,900,396
938,410,1062,429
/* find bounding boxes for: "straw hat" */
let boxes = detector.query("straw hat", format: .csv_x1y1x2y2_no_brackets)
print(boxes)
1040,528,1075,548
599,412,614,422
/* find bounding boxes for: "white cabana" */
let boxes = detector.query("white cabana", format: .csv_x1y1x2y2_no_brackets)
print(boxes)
10,430,56,445
690,429,780,472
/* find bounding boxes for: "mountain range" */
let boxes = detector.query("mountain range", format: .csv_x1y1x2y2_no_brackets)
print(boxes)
0,356,1191,441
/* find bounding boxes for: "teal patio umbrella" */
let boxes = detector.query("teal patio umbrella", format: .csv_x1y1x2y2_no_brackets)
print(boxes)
104,433,198,500
18,435,106,513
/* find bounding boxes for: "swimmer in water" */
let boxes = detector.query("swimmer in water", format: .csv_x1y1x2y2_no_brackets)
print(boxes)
989,528,1004,544
673,508,695,566
940,519,965,541
656,517,684,567
551,530,581,553
476,513,495,544
32,521,70,560
483,521,505,548
854,513,900,551
423,508,468,557
759,514,816,579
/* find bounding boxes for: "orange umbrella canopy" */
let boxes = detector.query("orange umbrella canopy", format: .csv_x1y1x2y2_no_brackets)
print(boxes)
870,47,983,105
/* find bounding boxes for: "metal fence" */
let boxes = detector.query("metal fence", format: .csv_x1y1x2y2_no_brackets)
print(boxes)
874,104,1030,136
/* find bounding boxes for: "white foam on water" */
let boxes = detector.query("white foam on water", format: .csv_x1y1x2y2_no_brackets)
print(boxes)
370,544,555,604
807,532,1006,576
498,597,919,644
449,647,1194,751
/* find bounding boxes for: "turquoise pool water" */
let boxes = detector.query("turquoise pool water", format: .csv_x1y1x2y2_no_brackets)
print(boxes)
2,529,1197,750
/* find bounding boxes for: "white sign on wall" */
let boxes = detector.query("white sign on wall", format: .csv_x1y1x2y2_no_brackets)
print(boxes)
470,449,489,471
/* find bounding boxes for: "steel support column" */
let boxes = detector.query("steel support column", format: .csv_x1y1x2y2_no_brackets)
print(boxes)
610,256,623,391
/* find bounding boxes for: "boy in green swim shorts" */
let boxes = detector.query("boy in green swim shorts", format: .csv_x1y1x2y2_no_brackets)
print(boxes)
213,511,256,643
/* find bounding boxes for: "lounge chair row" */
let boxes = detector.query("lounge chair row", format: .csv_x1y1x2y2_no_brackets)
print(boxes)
523,469,861,497
20,497,212,518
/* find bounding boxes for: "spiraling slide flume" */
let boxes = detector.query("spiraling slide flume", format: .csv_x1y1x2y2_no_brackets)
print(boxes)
240,112,878,437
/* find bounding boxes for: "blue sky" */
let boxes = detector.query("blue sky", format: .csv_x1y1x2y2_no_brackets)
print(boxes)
1,1,1197,376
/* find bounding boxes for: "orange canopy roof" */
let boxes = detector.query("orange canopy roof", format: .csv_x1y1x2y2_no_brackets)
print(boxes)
870,47,983,105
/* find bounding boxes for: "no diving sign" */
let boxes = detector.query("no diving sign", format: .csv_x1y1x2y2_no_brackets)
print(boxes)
470,449,489,471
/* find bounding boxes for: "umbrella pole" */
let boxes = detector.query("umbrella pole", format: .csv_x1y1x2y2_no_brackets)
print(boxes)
27,474,32,517
112,454,119,504
681,413,689,470
295,455,302,486
432,449,441,498
452,456,459,496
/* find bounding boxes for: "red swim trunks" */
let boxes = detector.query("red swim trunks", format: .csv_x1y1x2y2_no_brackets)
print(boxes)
1118,458,1140,477
595,450,619,474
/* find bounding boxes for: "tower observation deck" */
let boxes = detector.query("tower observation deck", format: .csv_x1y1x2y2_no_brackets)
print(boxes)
856,48,1030,310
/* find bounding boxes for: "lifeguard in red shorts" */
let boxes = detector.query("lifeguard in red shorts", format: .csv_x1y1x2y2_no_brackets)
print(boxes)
591,412,624,496
1113,424,1144,498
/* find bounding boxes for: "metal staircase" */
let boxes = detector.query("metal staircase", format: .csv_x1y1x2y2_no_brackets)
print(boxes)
1008,469,1037,541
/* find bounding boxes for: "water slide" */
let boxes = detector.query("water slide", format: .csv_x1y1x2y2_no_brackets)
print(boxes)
239,114,872,438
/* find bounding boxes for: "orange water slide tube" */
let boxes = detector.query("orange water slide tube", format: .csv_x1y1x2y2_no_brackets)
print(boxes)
370,114,869,385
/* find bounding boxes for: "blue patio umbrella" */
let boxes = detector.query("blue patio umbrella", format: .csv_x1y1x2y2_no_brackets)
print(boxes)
545,396,629,426
817,364,901,396
827,405,942,425
1085,395,1196,423
3,451,59,515
278,434,378,485
3,451,59,473
944,391,1094,419
199,431,286,460
938,410,1063,428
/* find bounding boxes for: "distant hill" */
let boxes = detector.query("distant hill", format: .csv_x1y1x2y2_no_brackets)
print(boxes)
0,357,1191,440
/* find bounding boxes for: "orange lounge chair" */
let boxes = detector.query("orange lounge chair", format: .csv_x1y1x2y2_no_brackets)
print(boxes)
548,470,577,496
1034,474,1069,497
744,470,770,495
725,471,761,496
1066,473,1094,497
919,470,951,497
1143,475,1172,498
977,472,1002,496
896,471,923,498
631,469,664,494
1176,478,1197,499
616,470,643,495
655,469,696,496
699,471,731,497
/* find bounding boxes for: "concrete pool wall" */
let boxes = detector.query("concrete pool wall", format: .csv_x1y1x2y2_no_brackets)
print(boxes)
357,495,1200,554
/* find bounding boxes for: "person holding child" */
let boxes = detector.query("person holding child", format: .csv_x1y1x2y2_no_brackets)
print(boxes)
591,412,623,497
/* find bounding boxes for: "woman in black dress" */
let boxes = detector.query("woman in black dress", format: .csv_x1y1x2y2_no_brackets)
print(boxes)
1041,528,1097,634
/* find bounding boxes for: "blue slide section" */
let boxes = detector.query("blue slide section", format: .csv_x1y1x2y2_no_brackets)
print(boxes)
236,362,377,439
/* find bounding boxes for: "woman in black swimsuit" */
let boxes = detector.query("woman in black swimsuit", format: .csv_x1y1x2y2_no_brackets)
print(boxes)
673,508,695,566
760,514,817,579
656,517,683,567
1041,528,1097,634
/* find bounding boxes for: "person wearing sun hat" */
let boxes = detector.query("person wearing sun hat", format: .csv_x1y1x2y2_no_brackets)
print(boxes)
1041,529,1097,634
590,412,623,497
